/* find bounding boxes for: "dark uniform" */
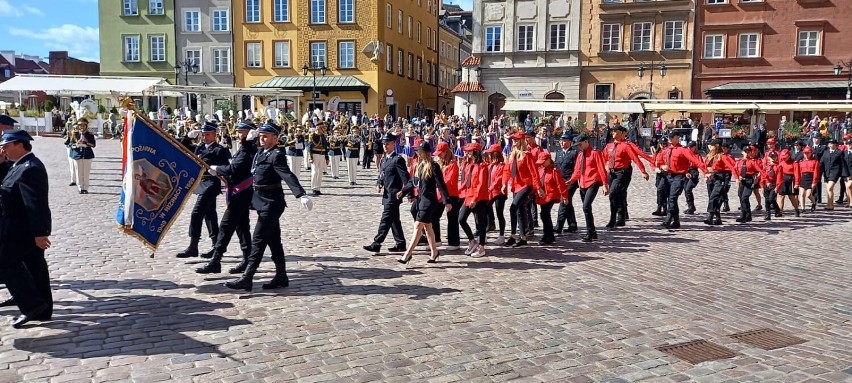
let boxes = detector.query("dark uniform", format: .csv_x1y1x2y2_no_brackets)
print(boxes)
0,130,53,327
364,133,409,253
810,138,826,203
553,133,579,233
225,122,308,291
196,122,258,274
345,130,362,185
177,122,232,258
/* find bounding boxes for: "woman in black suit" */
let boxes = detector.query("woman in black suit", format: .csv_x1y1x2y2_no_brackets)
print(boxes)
396,141,451,264
820,139,844,210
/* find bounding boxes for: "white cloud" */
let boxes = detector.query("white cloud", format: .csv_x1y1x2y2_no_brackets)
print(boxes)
9,24,100,62
22,5,44,16
0,0,46,17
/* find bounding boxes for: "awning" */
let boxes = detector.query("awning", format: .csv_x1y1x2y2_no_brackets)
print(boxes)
0,74,172,96
151,84,303,98
753,103,852,112
251,75,370,91
643,102,759,113
708,81,848,92
503,99,644,113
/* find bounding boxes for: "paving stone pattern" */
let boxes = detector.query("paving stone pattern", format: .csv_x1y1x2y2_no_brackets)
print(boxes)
0,137,849,383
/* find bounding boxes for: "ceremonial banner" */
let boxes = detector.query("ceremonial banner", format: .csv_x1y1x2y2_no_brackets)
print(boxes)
116,112,206,251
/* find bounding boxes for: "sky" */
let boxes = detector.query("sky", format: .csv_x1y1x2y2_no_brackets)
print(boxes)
0,0,469,64
0,0,100,63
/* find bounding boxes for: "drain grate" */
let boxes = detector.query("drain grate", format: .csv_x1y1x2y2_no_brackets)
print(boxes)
656,339,738,364
728,328,806,350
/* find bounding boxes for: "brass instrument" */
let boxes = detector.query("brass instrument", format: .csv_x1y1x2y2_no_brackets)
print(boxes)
366,127,374,150
346,128,361,151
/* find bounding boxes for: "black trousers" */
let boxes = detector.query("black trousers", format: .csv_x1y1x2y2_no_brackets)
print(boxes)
509,186,533,236
706,174,727,213
539,202,555,239
721,172,732,204
656,173,671,209
373,202,405,247
684,170,699,209
433,196,461,246
621,166,634,216
814,180,823,203
666,174,686,214
738,178,756,212
763,185,779,213
579,183,600,231
608,169,631,222
247,207,286,268
489,195,508,236
459,200,488,244
189,192,219,240
838,177,848,201
212,195,252,255
0,246,51,316
555,183,578,231
362,147,372,168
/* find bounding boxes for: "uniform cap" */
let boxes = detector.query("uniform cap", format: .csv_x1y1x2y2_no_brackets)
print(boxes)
0,129,33,145
560,131,572,140
381,132,397,143
511,131,526,140
573,134,590,144
535,151,552,165
416,140,431,153
414,138,424,148
827,138,838,144
463,142,483,152
236,121,256,131
201,121,218,133
258,122,280,135
0,114,17,126
802,146,813,154
434,141,450,156
484,144,502,154
793,140,804,146
612,124,627,132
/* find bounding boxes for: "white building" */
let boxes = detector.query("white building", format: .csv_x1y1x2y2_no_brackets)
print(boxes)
458,0,581,120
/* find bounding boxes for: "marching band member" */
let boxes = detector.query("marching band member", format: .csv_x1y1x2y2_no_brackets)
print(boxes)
602,125,650,229
703,139,740,226
306,122,329,196
553,132,579,235
396,141,450,264
776,149,801,217
535,151,567,245
651,138,670,217
659,132,708,229
67,118,96,194
798,146,820,212
820,139,844,210
683,142,701,215
328,128,344,180
735,145,763,223
363,132,409,254
285,127,306,180
761,152,782,220
345,126,362,185
565,135,609,242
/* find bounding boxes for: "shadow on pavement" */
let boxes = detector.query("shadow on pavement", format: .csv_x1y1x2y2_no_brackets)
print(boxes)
11,280,250,359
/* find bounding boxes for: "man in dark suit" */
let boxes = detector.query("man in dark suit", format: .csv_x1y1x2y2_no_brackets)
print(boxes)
364,132,409,253
0,130,53,328
225,122,312,291
790,141,805,162
820,139,844,210
750,124,768,158
810,135,826,203
177,122,232,258
553,132,579,234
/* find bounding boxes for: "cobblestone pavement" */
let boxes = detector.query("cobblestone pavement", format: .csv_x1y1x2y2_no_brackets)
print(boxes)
0,137,849,383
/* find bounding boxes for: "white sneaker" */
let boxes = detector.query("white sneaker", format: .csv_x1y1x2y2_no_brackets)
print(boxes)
464,239,479,255
471,245,486,258
495,235,505,245
442,245,460,251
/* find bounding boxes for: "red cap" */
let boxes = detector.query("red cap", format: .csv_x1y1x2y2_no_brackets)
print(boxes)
434,141,450,156
511,131,526,140
802,146,812,154
484,144,502,153
463,142,483,152
767,137,777,145
844,133,852,141
413,138,424,148
535,151,552,165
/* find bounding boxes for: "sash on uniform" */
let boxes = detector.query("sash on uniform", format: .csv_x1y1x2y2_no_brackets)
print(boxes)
226,177,254,205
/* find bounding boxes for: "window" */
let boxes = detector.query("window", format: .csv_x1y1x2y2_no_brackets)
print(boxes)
386,4,392,28
274,0,289,22
339,41,355,68
706,0,728,3
245,0,260,22
398,10,403,34
184,10,200,32
386,44,393,72
601,23,621,52
149,0,163,15
311,0,326,23
703,34,725,58
416,57,422,81
185,49,201,71
246,42,262,67
549,23,567,50
407,16,413,38
123,35,139,62
417,21,422,42
122,0,138,16
407,53,413,78
485,26,502,52
3,69,9,78
632,22,652,51
397,49,403,75
517,25,534,51
664,21,684,50
426,27,432,48
273,41,290,67
798,31,820,56
212,10,229,32
339,0,354,23
738,33,760,57
594,84,613,100
310,41,327,67
149,35,165,62
426,61,432,84
212,48,230,73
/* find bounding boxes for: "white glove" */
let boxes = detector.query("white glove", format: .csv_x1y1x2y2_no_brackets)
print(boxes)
246,129,259,141
187,129,201,139
208,165,218,176
300,196,314,211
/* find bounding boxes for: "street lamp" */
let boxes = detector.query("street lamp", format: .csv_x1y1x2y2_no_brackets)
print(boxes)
637,61,667,99
834,61,852,101
302,63,328,114
174,59,199,110
458,66,480,118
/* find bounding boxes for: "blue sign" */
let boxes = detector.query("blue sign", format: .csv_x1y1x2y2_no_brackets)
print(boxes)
117,114,206,251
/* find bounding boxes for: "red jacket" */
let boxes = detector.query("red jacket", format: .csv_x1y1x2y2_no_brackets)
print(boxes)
777,160,801,189
603,140,648,173
536,166,567,204
503,153,540,193
567,148,608,189
464,163,489,205
798,158,820,186
488,162,506,199
438,161,459,202
661,145,707,175
736,158,763,178
459,162,473,199
760,162,781,188
705,154,740,179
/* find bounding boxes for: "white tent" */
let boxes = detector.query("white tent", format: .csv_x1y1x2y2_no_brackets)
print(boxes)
0,74,178,97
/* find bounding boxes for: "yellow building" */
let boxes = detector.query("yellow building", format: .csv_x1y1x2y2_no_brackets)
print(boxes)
234,0,439,119
579,0,695,122
437,23,466,115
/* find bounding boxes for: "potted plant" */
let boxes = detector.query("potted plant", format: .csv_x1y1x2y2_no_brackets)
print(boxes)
780,120,803,145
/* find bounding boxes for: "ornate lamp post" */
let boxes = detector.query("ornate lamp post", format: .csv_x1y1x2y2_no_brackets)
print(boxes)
637,61,667,99
302,64,328,114
174,60,199,110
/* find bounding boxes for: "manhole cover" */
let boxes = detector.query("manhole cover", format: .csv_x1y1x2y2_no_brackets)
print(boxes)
656,339,738,364
728,328,806,350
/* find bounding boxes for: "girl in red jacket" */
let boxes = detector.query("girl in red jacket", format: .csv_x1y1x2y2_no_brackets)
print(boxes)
760,151,783,220
798,146,820,212
776,149,801,217
434,141,461,251
502,131,541,247
535,151,567,245
484,144,507,245
566,135,609,242
703,140,740,225
459,143,489,257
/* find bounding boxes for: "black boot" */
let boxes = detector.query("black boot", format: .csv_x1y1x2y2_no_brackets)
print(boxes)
745,212,752,222
262,262,289,290
652,205,665,216
735,211,747,223
199,238,216,259
623,207,630,221
615,212,626,227
712,211,723,225
670,212,681,229
581,228,595,242
661,213,672,229
229,249,250,274
224,258,258,291
794,207,801,217
176,237,200,258
196,254,222,274
684,204,695,215
703,213,714,225
722,202,730,212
